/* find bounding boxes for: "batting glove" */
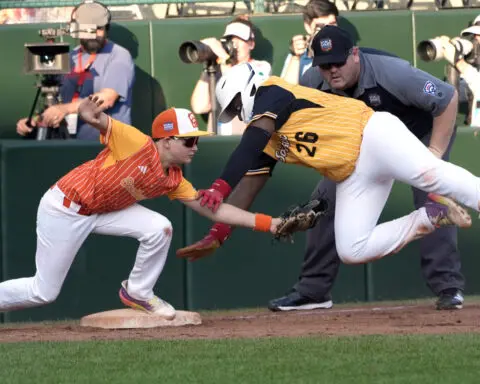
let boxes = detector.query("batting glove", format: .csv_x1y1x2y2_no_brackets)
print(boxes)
176,223,232,261
198,179,232,212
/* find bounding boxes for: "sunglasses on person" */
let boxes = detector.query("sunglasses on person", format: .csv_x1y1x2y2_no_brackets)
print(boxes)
172,136,199,148
319,60,347,71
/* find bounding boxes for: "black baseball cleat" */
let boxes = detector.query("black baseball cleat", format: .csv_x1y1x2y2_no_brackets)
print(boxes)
268,290,333,312
436,289,464,310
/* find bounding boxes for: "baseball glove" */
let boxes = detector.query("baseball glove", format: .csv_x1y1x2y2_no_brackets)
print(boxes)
274,198,329,243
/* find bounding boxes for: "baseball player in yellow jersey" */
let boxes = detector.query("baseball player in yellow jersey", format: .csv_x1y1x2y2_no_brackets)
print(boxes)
0,95,286,320
179,62,480,265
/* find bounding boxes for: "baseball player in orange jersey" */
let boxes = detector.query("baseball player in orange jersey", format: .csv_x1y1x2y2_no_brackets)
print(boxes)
0,96,285,320
178,63,479,265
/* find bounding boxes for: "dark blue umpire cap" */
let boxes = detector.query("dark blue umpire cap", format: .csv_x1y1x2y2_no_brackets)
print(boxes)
311,25,354,66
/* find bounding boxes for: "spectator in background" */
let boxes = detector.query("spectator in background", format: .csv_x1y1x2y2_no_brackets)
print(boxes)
439,15,480,126
280,0,338,85
190,16,271,135
16,0,135,140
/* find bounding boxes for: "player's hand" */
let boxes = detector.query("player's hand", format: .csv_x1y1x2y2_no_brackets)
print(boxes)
176,234,221,261
198,189,224,212
176,223,232,261
78,95,105,126
40,105,68,128
270,218,282,234
200,38,230,64
16,117,35,136
198,179,232,213
290,35,307,57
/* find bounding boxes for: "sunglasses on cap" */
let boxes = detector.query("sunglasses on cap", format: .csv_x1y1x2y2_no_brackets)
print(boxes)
172,136,199,148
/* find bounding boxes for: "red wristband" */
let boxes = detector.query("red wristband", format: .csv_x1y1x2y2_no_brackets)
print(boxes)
254,214,272,232
212,178,232,199
209,223,232,244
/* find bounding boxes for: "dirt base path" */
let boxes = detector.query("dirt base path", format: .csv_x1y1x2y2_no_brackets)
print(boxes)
1,302,479,343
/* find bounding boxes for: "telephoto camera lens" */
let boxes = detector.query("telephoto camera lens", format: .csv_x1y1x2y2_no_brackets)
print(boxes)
179,41,217,64
179,39,238,64
417,39,442,62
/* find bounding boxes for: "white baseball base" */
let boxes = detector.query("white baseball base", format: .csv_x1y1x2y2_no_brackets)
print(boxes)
80,308,202,329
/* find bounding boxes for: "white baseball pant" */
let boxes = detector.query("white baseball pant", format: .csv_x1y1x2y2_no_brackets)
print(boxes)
335,112,480,264
0,185,173,312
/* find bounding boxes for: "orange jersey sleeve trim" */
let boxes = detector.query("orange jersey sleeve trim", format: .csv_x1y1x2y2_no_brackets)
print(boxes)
101,117,148,161
168,177,198,201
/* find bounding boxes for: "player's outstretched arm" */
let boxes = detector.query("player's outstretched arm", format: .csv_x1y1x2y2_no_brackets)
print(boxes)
176,173,271,261
199,117,275,212
77,95,110,135
182,199,280,234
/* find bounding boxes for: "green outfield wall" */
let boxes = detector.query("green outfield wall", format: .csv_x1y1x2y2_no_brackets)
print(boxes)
1,10,480,322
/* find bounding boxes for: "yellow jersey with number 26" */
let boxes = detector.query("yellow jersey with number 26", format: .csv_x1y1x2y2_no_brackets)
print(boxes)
249,76,374,182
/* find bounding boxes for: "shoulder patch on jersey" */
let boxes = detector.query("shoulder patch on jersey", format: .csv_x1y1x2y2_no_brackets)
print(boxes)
368,93,381,107
423,80,437,96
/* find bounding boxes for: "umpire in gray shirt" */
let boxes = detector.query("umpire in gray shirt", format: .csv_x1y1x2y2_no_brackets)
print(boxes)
269,25,464,312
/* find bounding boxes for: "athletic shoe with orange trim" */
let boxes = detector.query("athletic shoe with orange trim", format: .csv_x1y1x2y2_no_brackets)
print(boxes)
119,280,176,320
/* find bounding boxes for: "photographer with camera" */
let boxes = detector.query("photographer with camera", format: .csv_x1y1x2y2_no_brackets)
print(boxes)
16,0,135,140
280,0,338,85
428,17,480,128
189,16,271,135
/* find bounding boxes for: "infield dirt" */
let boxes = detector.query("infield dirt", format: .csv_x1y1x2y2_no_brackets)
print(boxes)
1,302,479,343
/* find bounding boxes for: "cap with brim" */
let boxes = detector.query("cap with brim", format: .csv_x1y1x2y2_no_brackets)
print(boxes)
312,51,350,66
462,25,480,36
152,108,212,139
311,25,354,67
462,15,480,36
223,22,252,41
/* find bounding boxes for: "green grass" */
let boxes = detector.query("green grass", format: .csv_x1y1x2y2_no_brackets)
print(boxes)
1,334,480,384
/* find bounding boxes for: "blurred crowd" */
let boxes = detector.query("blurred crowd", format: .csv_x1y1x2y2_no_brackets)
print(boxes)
0,7,74,24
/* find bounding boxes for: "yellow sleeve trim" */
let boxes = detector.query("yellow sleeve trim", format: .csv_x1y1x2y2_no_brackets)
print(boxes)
168,177,198,201
107,118,149,161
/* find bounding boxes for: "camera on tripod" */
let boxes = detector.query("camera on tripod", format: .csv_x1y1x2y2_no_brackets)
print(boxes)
23,23,97,140
178,37,237,65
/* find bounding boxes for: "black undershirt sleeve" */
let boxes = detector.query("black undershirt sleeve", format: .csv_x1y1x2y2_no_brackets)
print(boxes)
219,126,272,189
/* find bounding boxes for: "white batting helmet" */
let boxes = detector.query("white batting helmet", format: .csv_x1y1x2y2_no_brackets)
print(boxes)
216,63,268,124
